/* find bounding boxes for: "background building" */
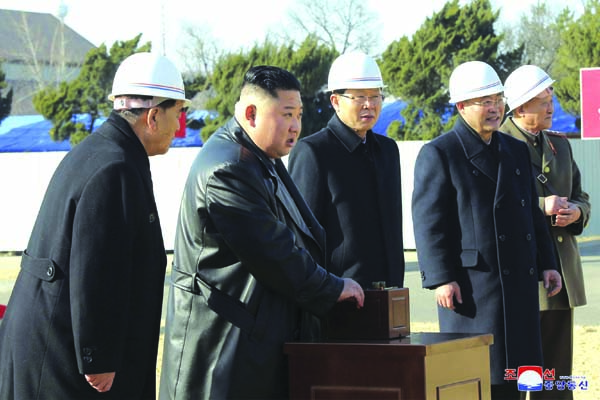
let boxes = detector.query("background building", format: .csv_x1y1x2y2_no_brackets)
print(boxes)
0,8,94,115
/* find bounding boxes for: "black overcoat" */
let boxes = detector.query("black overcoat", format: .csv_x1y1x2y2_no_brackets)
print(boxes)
0,112,167,399
288,114,405,288
411,116,558,384
159,118,344,400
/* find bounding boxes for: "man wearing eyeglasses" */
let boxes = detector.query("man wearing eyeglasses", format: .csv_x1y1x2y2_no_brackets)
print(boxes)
412,61,562,399
288,51,405,291
501,65,590,400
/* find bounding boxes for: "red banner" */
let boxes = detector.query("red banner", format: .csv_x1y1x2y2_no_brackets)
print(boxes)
175,111,187,138
580,68,600,140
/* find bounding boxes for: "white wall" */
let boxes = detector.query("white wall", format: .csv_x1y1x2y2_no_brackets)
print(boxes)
148,148,201,252
0,148,200,252
1,152,67,252
571,140,599,237
1,139,598,252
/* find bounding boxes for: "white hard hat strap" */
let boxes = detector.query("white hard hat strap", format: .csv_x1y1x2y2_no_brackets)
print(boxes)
113,96,169,110
533,86,553,99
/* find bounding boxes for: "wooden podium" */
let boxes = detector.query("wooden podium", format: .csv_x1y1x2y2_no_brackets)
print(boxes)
324,288,410,340
284,332,493,400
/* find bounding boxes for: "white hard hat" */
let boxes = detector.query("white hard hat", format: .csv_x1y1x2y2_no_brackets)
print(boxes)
449,61,503,103
504,65,555,112
327,51,385,91
108,52,190,107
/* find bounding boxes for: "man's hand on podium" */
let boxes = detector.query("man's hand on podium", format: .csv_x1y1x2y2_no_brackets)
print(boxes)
338,278,365,308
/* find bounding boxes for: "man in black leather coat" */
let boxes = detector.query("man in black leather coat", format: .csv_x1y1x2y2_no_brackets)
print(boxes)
159,66,364,400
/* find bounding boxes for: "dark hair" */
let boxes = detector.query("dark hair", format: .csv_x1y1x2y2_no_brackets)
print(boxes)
243,66,301,98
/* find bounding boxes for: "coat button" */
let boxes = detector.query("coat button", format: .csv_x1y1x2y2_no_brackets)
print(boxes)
544,166,550,173
521,199,526,207
515,169,521,175
46,265,54,277
473,170,480,176
503,269,510,275
529,268,535,275
420,271,425,281
83,356,93,364
149,213,156,223
526,234,532,241
557,236,563,243
499,234,506,241
83,347,92,356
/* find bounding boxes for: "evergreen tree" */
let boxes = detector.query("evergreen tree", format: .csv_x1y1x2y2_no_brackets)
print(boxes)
386,120,403,141
200,35,337,141
0,67,12,123
380,0,521,140
553,0,600,121
32,35,151,146
183,75,207,102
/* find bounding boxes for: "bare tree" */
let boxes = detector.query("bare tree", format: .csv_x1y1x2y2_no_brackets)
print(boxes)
2,9,89,114
287,0,382,54
9,11,75,91
177,24,224,77
497,1,574,72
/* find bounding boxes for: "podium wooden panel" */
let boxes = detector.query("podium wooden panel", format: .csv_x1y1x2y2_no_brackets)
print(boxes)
284,332,493,400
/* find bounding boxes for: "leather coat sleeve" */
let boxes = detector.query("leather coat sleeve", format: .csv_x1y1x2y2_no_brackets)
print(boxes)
205,162,343,316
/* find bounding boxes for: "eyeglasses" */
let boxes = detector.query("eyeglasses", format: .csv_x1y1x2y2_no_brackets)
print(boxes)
470,97,506,108
337,93,385,105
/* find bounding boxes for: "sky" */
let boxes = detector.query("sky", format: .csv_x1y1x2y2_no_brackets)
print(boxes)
0,0,585,73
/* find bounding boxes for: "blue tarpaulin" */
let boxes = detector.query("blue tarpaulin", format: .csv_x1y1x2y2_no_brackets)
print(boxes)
0,113,204,153
0,118,71,152
0,100,578,152
372,97,579,136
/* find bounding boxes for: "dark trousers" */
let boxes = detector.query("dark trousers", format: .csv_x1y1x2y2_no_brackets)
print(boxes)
492,382,521,400
529,308,574,400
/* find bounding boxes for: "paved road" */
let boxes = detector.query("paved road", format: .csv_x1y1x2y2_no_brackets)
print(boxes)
406,239,600,326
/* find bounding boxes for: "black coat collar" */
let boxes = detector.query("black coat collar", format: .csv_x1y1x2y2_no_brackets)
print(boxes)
453,115,502,183
227,117,277,175
98,111,150,167
327,113,380,153
223,118,326,251
93,112,153,196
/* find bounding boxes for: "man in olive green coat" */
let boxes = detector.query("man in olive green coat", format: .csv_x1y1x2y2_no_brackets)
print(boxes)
502,65,591,400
